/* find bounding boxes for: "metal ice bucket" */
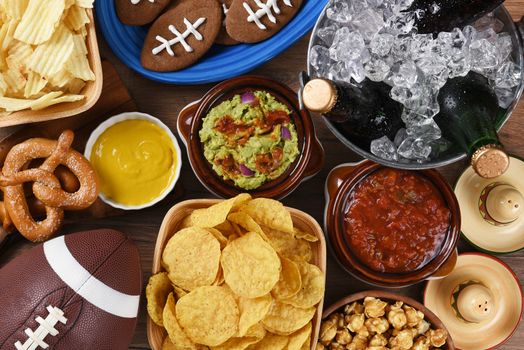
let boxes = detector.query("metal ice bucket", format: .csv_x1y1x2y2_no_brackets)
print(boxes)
307,5,524,169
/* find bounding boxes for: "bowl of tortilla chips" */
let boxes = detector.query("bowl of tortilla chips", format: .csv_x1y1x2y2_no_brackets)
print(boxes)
146,194,327,350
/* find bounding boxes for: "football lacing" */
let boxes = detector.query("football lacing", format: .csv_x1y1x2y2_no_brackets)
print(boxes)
14,305,67,350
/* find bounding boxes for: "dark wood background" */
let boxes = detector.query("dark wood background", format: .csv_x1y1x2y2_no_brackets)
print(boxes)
1,2,523,349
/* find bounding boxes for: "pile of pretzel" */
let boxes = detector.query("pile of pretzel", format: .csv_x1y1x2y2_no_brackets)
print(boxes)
0,130,100,242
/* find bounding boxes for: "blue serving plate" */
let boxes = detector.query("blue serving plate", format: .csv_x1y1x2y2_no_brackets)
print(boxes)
95,0,328,85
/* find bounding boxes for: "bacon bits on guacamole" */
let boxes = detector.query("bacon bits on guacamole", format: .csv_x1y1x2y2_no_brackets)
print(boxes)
199,90,299,190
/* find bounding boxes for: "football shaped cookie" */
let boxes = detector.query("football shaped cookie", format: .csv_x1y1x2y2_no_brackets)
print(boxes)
141,0,222,72
116,0,171,26
226,0,303,43
216,0,240,46
0,229,141,350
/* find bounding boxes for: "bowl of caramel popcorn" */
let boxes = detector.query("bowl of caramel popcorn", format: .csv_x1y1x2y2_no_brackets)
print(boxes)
317,291,454,350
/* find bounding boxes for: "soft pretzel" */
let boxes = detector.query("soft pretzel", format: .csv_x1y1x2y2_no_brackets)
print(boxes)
0,130,100,242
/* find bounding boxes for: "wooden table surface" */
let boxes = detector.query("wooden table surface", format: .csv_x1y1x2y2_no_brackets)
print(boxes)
1,2,524,349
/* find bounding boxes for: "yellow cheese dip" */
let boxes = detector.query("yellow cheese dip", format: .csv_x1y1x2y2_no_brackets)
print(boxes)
90,119,177,206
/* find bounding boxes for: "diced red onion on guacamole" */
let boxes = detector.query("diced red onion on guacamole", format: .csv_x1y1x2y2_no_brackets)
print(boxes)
241,92,256,105
281,126,292,140
239,164,254,177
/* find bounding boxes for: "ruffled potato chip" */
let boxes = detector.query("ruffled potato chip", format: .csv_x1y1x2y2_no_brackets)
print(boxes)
184,194,251,228
29,24,74,78
237,293,273,336
63,5,90,31
272,257,302,301
176,286,239,347
221,232,281,298
162,227,221,291
0,0,29,20
238,198,294,234
146,272,173,327
246,332,289,350
262,301,315,336
163,293,198,349
281,262,324,309
286,322,312,350
14,0,65,45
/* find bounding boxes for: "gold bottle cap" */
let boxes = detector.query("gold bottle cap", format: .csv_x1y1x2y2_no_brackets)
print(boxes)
302,79,338,114
471,145,510,179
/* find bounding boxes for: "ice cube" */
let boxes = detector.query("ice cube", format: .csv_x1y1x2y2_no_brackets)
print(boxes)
494,61,522,89
370,33,395,56
395,0,414,11
495,33,513,63
410,34,435,60
347,60,367,83
326,0,352,23
450,28,468,50
364,57,391,82
370,136,399,161
329,29,365,62
474,14,505,33
401,108,434,127
402,86,440,118
386,11,415,35
352,8,385,42
495,87,516,109
390,85,422,106
327,61,351,82
316,24,338,46
310,45,330,69
392,61,419,88
462,25,477,44
474,28,498,43
406,119,442,141
398,137,432,160
469,39,498,71
391,36,413,61
448,47,471,78
425,67,450,89
394,128,408,147
416,55,447,75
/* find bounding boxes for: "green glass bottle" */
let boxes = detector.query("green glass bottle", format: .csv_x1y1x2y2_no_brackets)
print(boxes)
301,77,403,146
406,0,504,35
435,72,509,178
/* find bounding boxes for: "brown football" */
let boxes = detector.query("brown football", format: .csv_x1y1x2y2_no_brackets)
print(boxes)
141,0,222,72
226,0,303,43
115,0,171,26
0,229,142,350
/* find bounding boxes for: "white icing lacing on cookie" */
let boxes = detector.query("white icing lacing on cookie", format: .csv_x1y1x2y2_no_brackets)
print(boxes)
222,3,229,26
152,17,206,56
131,0,154,4
243,0,293,30
14,306,68,350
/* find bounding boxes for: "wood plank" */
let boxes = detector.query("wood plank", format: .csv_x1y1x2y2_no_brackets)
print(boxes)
1,2,523,349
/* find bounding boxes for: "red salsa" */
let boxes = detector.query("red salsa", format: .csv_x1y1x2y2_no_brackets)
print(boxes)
344,168,450,273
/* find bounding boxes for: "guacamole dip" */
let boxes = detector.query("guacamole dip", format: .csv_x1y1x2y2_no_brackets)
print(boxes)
199,90,299,190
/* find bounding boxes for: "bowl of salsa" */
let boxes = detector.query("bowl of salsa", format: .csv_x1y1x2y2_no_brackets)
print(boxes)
325,160,461,287
177,75,324,199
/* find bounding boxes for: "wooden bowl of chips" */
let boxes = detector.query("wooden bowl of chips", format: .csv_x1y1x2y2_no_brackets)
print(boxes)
148,196,327,350
0,4,102,127
320,290,455,350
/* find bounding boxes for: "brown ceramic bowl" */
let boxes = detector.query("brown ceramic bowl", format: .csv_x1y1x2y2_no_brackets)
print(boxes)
325,160,461,288
322,290,456,350
177,75,324,200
